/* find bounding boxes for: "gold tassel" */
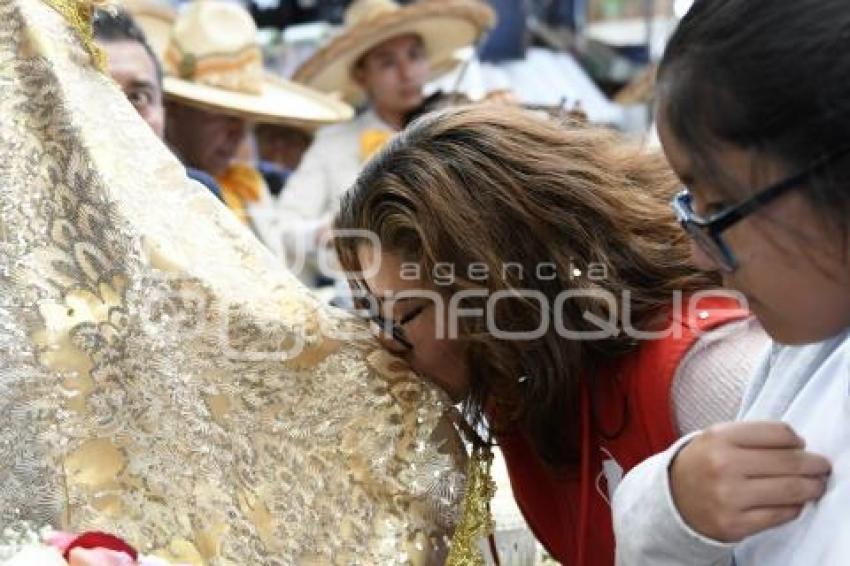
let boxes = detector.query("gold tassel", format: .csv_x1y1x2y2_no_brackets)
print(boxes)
42,0,112,72
446,445,497,566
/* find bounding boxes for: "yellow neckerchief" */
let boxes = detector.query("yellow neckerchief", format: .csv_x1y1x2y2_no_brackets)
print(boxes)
216,162,265,225
359,128,394,163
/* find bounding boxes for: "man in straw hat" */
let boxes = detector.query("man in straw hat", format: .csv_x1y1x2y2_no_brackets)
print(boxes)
161,0,352,247
93,6,226,201
94,7,165,138
0,0,483,562
275,0,495,286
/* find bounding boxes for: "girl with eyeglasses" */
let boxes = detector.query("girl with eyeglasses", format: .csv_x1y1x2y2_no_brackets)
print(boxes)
333,104,768,565
613,1,850,564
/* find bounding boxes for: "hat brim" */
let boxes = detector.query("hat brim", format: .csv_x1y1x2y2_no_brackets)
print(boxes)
163,73,353,127
293,1,495,104
119,0,176,60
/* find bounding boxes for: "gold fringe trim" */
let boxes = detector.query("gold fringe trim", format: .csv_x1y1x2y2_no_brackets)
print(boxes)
42,0,110,71
446,445,497,566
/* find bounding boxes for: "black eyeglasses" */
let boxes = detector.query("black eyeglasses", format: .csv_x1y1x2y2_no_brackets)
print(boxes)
671,147,850,272
354,295,431,350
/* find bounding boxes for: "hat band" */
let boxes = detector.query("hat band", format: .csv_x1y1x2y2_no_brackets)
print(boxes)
165,41,264,95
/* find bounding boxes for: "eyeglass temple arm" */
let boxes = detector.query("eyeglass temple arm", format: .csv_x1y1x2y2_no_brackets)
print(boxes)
707,168,816,233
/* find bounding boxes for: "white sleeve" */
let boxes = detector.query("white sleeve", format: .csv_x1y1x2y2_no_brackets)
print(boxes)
245,177,278,249
612,318,768,564
613,434,735,566
672,317,770,435
276,133,333,221
267,135,335,269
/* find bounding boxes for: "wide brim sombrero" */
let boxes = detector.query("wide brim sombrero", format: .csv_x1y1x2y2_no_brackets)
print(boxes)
163,72,354,128
293,0,496,104
119,0,175,60
162,0,354,127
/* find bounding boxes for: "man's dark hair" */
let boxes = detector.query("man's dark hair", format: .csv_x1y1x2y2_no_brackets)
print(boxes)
93,9,163,87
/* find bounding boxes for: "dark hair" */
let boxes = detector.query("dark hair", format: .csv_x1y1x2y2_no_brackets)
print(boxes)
334,104,718,468
254,123,313,148
658,0,850,238
93,9,163,88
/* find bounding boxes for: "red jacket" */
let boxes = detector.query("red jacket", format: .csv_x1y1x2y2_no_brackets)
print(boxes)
498,296,749,565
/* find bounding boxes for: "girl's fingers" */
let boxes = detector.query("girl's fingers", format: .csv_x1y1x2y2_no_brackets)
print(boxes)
737,475,828,508
68,547,135,566
45,531,78,552
737,505,807,539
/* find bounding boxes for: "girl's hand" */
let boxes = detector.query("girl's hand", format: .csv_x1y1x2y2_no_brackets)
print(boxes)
67,548,136,566
46,532,134,566
46,531,185,566
670,421,831,542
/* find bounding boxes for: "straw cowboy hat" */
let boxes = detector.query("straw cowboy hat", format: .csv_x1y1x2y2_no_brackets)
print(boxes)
293,0,496,104
162,0,353,127
119,0,174,60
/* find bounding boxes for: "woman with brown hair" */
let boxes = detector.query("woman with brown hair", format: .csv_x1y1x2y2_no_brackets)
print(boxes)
334,104,767,565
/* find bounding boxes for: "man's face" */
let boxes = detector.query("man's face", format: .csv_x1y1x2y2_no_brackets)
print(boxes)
164,102,247,177
354,34,429,117
101,40,165,138
255,125,312,170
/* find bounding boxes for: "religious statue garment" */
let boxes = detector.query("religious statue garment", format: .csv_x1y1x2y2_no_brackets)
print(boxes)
0,0,475,563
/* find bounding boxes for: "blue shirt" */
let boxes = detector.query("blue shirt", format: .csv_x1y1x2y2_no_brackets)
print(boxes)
186,167,223,201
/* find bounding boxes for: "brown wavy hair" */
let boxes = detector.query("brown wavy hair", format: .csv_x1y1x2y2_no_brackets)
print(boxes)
334,104,718,468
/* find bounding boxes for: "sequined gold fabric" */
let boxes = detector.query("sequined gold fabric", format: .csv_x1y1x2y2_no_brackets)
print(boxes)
445,448,496,566
39,0,107,69
0,0,467,563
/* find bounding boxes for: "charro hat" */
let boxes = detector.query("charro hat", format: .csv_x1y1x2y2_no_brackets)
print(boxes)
293,0,495,104
162,0,353,127
119,0,174,60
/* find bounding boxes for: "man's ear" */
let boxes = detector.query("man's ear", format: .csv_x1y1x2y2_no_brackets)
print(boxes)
352,62,367,90
163,99,182,119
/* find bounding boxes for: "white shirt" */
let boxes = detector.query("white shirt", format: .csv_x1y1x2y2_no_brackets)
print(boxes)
278,108,392,221
613,330,850,566
269,109,393,282
734,331,850,564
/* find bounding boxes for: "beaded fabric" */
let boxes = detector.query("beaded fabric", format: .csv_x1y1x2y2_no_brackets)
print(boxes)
0,0,468,563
